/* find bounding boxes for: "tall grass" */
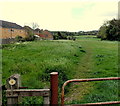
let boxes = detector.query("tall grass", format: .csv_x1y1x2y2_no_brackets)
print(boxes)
2,40,85,104
69,36,119,104
2,37,119,104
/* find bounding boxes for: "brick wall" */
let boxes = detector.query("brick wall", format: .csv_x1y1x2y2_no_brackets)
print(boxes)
37,30,53,40
0,27,27,39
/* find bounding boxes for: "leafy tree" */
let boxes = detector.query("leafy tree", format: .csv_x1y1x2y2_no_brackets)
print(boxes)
106,19,120,41
53,33,59,40
98,19,120,41
58,32,67,39
15,35,24,42
24,26,35,41
97,22,108,40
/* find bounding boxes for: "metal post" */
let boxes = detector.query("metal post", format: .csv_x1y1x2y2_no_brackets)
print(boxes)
50,72,58,105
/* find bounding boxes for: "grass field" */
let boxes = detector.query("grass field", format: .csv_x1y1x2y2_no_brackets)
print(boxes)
2,36,119,104
66,36,119,104
2,40,85,104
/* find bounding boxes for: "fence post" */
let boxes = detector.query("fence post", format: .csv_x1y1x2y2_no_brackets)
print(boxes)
43,96,50,105
50,72,58,105
6,74,21,104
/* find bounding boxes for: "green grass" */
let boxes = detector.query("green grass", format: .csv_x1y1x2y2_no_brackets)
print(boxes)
67,36,119,104
2,40,85,104
2,36,119,104
2,40,84,85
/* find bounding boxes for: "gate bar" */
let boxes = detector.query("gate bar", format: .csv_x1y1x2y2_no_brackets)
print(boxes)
61,77,120,105
67,101,120,106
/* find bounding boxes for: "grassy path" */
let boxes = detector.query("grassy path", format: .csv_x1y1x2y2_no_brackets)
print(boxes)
65,40,94,103
65,37,118,104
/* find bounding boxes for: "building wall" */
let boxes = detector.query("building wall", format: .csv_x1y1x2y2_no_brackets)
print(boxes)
35,30,53,40
43,30,53,40
0,27,27,39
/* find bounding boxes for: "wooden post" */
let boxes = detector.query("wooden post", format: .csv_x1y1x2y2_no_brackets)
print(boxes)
43,96,50,105
50,72,58,105
6,74,21,105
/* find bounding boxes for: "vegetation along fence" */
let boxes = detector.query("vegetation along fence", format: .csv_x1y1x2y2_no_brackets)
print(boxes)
1,38,16,44
5,72,58,105
4,72,120,105
61,77,120,106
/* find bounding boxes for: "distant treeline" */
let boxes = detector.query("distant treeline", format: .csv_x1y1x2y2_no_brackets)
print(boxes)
51,19,120,41
51,30,98,40
97,19,120,41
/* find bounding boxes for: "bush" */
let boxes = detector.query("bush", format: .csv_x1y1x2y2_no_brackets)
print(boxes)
15,34,36,42
67,36,76,41
98,19,120,41
58,32,67,39
15,35,23,42
24,34,36,41
53,34,59,40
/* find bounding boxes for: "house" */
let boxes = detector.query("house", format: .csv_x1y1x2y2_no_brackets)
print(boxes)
0,20,53,40
34,29,53,40
23,25,34,37
24,26,53,40
39,30,53,40
0,20,27,39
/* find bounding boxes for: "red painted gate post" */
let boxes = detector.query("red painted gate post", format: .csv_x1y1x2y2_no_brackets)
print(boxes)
50,72,58,105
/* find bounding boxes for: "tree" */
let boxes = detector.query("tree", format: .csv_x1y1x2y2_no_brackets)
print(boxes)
31,22,39,30
23,26,35,41
57,32,67,39
97,22,108,40
53,33,59,40
106,19,120,40
97,19,120,41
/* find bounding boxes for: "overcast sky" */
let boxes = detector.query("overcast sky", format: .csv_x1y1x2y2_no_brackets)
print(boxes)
0,0,119,32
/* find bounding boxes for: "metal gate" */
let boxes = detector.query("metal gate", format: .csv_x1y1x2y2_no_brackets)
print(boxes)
61,77,120,105
4,72,120,105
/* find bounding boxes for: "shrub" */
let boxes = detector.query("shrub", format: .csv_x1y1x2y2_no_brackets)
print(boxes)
53,34,59,40
15,35,23,42
67,36,76,41
24,34,35,41
98,19,120,41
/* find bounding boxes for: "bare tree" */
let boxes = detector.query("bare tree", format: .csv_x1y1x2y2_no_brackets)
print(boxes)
31,22,39,30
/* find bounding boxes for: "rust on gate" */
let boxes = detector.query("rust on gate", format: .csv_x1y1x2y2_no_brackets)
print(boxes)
50,72,58,105
61,77,120,105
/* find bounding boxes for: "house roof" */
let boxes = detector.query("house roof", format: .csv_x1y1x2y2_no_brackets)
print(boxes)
0,20,23,29
23,26,34,31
